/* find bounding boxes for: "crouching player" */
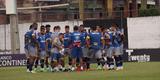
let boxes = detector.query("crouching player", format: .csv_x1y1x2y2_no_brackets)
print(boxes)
37,25,47,72
70,26,83,71
50,31,65,72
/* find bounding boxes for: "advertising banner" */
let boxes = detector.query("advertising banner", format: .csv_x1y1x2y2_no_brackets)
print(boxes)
0,54,27,67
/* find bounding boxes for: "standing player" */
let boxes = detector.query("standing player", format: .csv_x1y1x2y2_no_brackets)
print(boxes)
37,25,47,72
24,25,33,72
27,23,38,73
113,25,124,70
70,25,83,71
88,26,104,70
63,25,72,70
45,24,52,70
79,25,90,70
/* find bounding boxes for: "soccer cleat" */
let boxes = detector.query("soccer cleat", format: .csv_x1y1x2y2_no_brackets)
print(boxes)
26,69,30,72
71,67,75,71
53,67,59,72
97,66,102,70
80,66,84,71
116,67,121,71
120,66,123,70
30,70,36,73
40,68,45,72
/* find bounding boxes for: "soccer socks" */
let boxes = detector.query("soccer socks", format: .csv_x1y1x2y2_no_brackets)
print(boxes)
27,58,30,69
40,59,45,68
119,55,123,67
34,58,39,68
114,56,120,67
97,59,101,66
45,58,49,68
29,62,34,71
107,57,114,69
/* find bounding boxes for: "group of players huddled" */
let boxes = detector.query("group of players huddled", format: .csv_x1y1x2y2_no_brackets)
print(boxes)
24,22,124,73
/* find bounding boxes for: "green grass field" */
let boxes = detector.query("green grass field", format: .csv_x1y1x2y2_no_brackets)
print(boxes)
0,62,160,80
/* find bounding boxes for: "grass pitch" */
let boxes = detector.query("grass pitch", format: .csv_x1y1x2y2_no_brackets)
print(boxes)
0,62,160,80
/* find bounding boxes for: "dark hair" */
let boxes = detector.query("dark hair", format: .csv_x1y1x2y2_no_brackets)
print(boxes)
80,24,84,27
65,25,70,29
29,25,33,30
74,25,79,31
111,23,118,27
40,25,45,30
46,24,51,28
54,26,57,30
57,26,61,29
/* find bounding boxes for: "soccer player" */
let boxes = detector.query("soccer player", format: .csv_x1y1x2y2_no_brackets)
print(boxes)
50,26,65,72
88,26,104,70
70,25,83,71
32,23,39,71
63,25,72,70
79,24,90,70
113,25,124,70
107,24,122,70
45,24,52,70
37,25,47,72
24,25,33,72
27,23,39,73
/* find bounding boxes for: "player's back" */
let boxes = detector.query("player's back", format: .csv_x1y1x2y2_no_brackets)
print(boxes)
89,32,102,49
71,32,82,47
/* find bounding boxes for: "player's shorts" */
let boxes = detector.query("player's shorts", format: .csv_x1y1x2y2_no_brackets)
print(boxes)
24,48,29,58
120,44,124,55
51,53,62,61
106,47,114,58
88,49,102,59
64,48,71,55
46,50,51,57
39,50,46,59
71,47,83,59
82,47,89,58
28,46,37,57
107,47,121,57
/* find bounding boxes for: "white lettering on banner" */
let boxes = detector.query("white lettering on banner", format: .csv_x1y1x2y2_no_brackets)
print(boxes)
0,56,12,60
126,50,150,62
0,60,27,67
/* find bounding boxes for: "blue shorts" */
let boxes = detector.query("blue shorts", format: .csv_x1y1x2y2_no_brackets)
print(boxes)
51,53,61,61
71,47,83,59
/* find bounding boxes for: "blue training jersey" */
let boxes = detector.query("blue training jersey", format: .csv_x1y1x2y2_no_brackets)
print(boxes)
89,32,102,50
45,32,52,50
37,34,46,50
24,31,32,49
71,31,83,47
108,31,121,47
64,32,71,48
